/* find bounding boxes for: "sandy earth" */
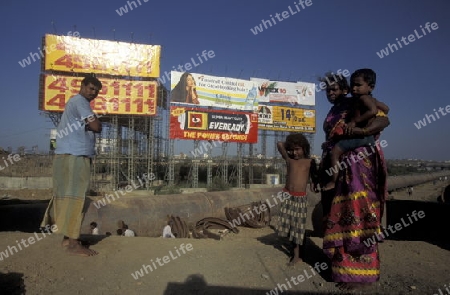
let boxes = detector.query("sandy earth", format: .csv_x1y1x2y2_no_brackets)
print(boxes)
0,182,449,295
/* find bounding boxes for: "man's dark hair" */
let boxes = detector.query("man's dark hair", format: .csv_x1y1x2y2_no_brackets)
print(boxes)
81,76,102,89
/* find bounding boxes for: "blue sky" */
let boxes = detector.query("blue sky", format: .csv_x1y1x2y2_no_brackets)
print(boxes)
0,0,449,161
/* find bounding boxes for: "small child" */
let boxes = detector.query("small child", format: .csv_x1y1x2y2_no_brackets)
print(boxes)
322,68,390,191
276,133,318,265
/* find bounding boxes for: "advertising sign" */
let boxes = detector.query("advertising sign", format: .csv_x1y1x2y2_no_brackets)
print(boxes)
250,78,315,106
170,106,258,143
170,72,258,111
43,34,161,77
257,105,315,132
40,74,157,115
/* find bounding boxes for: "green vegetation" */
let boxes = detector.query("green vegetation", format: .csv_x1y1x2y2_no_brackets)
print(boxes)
207,176,230,192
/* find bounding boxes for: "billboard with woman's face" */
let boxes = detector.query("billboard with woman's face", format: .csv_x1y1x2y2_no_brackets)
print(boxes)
170,71,258,111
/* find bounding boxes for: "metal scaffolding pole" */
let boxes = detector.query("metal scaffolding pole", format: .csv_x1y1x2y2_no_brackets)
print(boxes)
248,143,254,185
221,142,228,184
237,143,243,188
261,129,267,158
110,115,119,190
164,87,175,186
91,123,102,192
207,158,212,188
168,139,175,186
146,117,154,189
152,112,164,186
261,129,268,184
127,116,135,183
192,140,199,188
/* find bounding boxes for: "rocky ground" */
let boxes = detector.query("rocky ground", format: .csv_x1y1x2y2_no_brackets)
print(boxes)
0,181,449,295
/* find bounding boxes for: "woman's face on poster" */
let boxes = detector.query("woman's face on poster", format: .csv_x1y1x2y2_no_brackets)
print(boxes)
186,75,196,88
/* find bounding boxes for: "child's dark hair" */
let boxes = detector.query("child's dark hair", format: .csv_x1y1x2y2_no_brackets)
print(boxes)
285,133,310,158
351,68,376,88
90,222,97,227
318,72,350,93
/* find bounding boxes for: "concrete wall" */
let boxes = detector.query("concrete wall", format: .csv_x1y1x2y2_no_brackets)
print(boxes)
1,187,308,237
0,176,52,189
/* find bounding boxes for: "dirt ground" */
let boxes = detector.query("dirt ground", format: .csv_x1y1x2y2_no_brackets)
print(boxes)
0,182,449,295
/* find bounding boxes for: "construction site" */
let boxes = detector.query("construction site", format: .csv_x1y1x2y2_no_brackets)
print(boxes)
0,33,321,194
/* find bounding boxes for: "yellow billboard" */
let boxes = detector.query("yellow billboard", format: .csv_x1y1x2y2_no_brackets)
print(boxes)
43,34,160,77
40,74,157,116
257,105,315,132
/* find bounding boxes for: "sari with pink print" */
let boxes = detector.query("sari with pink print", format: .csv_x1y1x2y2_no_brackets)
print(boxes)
322,100,388,283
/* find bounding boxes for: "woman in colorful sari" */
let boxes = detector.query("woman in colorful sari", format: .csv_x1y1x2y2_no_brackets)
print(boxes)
319,71,389,291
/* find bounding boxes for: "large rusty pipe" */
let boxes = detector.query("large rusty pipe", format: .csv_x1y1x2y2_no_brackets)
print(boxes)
83,171,450,237
82,188,283,237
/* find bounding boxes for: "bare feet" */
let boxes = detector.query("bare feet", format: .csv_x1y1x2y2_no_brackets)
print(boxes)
66,238,98,256
336,282,372,291
61,239,69,248
288,243,304,267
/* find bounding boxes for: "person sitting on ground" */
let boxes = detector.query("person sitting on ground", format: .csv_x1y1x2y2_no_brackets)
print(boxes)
123,224,136,237
163,220,176,238
407,186,412,196
322,68,390,191
90,222,99,235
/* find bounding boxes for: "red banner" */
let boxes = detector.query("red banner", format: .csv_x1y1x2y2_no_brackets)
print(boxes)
169,107,258,143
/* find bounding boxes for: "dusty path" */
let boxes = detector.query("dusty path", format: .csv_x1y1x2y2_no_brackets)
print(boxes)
0,228,449,295
0,181,449,295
